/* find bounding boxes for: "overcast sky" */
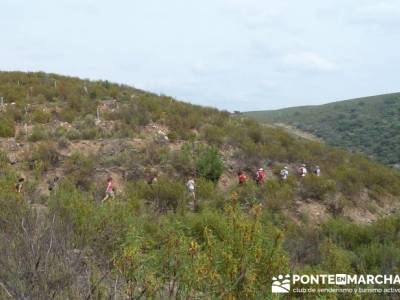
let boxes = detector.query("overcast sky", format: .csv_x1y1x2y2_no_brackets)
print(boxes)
1,0,399,111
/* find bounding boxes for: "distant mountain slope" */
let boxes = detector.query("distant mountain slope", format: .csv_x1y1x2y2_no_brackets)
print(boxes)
244,93,400,166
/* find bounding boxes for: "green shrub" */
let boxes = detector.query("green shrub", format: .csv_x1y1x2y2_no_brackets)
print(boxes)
196,146,224,182
49,180,95,246
169,144,195,176
28,125,49,142
58,109,77,123
144,142,169,165
57,136,70,149
167,131,178,141
265,179,295,211
300,175,336,200
64,152,95,190
32,109,51,124
202,125,226,146
195,177,219,205
134,178,186,212
31,142,59,171
0,116,15,137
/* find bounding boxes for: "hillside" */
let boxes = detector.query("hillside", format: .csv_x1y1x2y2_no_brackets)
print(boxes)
244,93,400,167
1,72,400,298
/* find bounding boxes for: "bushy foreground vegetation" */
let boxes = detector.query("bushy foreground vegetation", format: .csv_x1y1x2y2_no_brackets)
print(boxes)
1,72,400,298
244,93,400,166
2,173,400,299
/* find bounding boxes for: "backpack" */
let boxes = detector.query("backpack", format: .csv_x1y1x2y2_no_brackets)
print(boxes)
256,170,265,182
239,174,247,184
299,167,307,176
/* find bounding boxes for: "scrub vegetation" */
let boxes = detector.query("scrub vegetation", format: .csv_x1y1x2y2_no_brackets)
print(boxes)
0,71,399,299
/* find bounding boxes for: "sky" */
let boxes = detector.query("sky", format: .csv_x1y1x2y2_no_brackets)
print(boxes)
1,0,399,111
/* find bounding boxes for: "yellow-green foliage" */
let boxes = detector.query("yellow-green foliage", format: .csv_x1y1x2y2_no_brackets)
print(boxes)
113,202,289,299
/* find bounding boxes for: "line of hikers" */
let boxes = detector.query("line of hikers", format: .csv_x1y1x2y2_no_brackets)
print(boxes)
15,176,60,194
237,164,321,185
15,164,320,207
14,173,197,209
101,174,197,207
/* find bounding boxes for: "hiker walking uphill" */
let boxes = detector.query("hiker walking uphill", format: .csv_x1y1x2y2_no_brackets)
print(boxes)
15,178,24,193
48,176,60,191
147,173,158,185
280,166,289,180
255,168,266,185
314,165,321,177
298,164,308,177
186,176,196,209
238,170,247,185
102,177,115,202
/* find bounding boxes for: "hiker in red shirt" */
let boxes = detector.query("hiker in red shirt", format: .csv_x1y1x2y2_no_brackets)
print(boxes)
238,170,247,185
102,177,115,202
255,168,266,185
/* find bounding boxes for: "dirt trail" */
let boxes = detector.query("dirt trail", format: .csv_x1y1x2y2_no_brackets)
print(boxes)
272,123,323,142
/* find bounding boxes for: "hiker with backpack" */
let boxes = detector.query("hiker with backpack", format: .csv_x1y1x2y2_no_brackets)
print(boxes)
48,176,60,192
280,166,289,180
238,170,247,185
255,168,266,185
314,165,321,177
186,176,196,209
15,177,24,193
148,173,158,185
298,164,308,177
102,177,115,202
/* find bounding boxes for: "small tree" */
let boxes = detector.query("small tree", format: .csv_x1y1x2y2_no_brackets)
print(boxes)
196,147,224,182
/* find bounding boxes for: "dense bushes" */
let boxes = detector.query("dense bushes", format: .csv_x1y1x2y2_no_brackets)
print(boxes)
32,109,51,124
300,175,336,200
30,142,60,173
113,208,286,298
64,152,95,190
133,178,187,212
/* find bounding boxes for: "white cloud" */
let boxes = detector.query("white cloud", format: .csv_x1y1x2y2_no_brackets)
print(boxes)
281,52,339,72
